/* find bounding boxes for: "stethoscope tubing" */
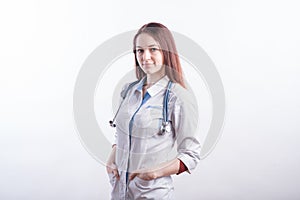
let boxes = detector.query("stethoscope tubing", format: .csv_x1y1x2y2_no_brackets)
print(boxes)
110,80,173,135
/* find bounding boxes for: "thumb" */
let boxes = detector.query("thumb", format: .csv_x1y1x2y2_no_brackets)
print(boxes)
113,169,120,180
129,173,137,181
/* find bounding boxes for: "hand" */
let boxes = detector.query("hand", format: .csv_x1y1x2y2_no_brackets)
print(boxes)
106,162,120,180
129,159,181,181
106,145,120,180
129,168,158,181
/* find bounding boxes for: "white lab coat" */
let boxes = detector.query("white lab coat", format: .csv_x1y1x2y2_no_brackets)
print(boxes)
109,75,201,200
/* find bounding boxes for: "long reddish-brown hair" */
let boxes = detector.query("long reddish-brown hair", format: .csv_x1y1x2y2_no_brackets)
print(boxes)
133,22,186,88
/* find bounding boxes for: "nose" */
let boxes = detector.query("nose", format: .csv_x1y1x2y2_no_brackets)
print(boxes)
143,49,151,61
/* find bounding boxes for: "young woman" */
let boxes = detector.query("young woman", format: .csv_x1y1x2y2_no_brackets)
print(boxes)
106,22,201,200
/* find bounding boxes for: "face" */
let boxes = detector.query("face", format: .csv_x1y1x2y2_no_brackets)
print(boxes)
135,33,164,76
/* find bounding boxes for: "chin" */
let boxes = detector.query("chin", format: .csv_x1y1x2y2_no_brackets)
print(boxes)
142,66,154,72
142,68,153,74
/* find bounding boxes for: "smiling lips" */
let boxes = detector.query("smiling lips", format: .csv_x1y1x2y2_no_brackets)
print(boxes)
142,63,154,67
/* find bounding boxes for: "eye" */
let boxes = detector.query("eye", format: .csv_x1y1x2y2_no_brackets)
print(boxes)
136,49,144,54
150,48,158,52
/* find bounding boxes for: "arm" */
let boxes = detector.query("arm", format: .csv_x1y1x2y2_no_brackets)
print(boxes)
130,87,200,181
129,158,180,181
106,83,133,180
106,145,120,180
174,90,201,174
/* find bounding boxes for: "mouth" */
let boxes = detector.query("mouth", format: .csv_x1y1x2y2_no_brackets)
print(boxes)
142,63,154,67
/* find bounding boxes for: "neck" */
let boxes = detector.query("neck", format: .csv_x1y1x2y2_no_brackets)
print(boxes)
146,72,166,86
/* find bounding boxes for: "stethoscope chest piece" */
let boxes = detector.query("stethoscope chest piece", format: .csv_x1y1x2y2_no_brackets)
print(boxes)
159,121,171,135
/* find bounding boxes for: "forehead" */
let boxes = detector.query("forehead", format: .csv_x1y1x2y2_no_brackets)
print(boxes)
135,33,160,47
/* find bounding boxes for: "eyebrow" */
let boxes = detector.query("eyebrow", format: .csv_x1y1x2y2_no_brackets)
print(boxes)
136,44,159,48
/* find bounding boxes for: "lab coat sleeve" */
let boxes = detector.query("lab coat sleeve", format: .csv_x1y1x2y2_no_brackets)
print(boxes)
172,89,201,174
112,83,131,146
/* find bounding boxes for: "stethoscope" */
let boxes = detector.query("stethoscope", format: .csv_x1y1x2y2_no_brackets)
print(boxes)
109,80,173,135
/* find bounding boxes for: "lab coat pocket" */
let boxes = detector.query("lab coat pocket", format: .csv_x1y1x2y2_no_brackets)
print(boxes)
108,173,116,186
134,176,154,189
133,106,162,131
148,106,163,129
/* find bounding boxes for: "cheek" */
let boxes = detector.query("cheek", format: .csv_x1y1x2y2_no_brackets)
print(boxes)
158,57,164,65
158,53,164,64
136,56,142,64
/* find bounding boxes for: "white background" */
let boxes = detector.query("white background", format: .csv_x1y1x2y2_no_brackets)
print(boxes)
1,0,300,199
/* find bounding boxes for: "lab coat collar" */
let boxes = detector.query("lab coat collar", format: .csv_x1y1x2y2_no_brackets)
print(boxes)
147,75,170,97
136,77,147,91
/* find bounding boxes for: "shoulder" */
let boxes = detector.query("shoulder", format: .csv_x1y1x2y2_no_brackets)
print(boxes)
119,79,142,99
169,83,199,121
170,83,197,106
